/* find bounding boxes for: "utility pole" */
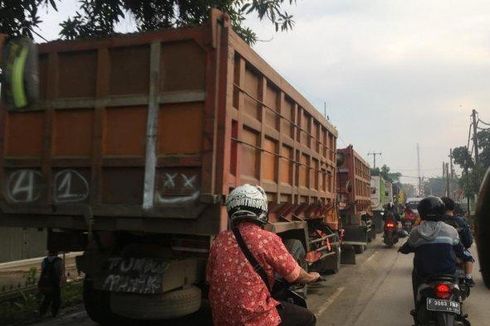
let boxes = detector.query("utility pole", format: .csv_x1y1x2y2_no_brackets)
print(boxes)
442,161,446,196
446,162,450,197
368,152,382,169
449,148,454,179
472,109,479,164
417,143,422,196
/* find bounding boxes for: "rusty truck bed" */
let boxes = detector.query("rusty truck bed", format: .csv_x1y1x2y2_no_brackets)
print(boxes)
0,11,338,236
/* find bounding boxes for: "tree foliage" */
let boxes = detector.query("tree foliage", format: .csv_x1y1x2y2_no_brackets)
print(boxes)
1,0,297,44
370,164,402,183
452,128,490,197
452,146,474,171
0,0,56,38
477,129,490,168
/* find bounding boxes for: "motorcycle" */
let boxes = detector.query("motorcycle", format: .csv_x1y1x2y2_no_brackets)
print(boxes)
402,219,413,234
383,218,399,247
412,274,470,326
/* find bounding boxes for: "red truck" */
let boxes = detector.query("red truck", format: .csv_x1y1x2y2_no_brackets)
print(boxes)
336,145,374,258
0,10,341,322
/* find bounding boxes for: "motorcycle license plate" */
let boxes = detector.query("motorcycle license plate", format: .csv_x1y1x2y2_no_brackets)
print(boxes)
426,298,460,314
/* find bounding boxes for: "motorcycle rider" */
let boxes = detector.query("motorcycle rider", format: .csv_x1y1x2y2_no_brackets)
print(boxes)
440,196,475,287
207,184,320,326
398,196,472,307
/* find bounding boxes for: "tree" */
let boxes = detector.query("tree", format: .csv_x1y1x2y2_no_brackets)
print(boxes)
477,129,490,168
452,146,474,171
370,164,401,183
0,0,56,38
0,0,297,44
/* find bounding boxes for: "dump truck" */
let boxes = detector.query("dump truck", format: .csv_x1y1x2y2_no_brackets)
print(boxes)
0,10,341,322
370,175,388,233
336,145,373,256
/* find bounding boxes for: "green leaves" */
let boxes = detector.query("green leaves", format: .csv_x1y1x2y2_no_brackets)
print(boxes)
2,0,296,44
0,0,58,39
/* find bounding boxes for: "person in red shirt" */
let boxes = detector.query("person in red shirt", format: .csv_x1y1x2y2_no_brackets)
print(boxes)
207,184,319,326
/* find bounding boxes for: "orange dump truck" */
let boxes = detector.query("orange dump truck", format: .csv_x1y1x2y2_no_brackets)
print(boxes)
336,145,374,257
0,11,340,322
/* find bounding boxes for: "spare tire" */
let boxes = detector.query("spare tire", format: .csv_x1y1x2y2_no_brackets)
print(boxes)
111,286,202,320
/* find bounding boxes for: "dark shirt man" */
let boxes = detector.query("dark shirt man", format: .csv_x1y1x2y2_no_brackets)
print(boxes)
441,197,475,286
38,251,64,317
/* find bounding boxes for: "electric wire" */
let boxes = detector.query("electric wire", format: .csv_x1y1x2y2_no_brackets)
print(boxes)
478,118,490,126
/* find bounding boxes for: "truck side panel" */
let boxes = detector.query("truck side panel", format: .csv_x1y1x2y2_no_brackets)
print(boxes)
1,14,339,236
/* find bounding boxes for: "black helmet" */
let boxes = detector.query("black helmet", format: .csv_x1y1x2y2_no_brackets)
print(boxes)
417,196,445,221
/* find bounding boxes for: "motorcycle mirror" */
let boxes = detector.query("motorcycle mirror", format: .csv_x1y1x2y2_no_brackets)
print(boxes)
475,168,490,288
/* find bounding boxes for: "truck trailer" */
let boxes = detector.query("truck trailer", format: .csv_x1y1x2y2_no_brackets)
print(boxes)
0,10,341,322
336,145,373,256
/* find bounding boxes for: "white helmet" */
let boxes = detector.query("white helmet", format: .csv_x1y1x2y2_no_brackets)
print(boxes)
226,184,268,226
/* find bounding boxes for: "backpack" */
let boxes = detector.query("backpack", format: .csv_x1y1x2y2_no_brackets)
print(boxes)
37,257,61,294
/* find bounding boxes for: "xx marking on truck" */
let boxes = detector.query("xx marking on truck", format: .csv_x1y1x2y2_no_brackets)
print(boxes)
163,173,178,188
182,174,196,189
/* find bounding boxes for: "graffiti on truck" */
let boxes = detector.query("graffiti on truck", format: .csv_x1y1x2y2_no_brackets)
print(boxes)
102,257,169,294
5,169,89,203
6,170,43,203
155,172,200,205
54,170,89,203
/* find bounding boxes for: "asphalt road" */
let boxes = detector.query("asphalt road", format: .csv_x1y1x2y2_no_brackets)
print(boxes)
28,237,490,326
309,237,490,326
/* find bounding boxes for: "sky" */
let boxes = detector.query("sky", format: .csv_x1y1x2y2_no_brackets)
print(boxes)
35,0,490,185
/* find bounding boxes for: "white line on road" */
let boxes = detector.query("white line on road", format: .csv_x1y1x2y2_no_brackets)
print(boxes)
366,251,378,263
314,286,345,318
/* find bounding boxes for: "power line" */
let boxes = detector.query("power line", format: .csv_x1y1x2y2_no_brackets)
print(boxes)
30,28,49,42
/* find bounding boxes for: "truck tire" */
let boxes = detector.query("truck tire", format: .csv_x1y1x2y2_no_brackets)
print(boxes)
354,244,365,254
284,239,307,270
83,278,131,325
111,286,202,320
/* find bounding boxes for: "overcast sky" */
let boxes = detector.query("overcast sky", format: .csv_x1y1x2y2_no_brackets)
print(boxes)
36,0,490,185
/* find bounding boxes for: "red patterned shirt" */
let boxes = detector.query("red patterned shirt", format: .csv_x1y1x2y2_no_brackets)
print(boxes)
207,222,301,326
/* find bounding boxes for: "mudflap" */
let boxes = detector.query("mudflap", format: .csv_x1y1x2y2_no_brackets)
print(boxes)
340,244,356,265
343,225,368,244
373,211,384,233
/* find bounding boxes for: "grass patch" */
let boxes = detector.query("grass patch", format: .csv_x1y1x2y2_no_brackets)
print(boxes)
0,281,83,325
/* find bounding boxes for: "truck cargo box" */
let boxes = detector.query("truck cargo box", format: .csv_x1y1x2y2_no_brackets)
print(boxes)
0,11,338,237
336,145,373,248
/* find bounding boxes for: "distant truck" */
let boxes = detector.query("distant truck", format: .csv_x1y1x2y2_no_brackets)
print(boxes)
0,10,341,323
370,176,394,232
336,145,374,256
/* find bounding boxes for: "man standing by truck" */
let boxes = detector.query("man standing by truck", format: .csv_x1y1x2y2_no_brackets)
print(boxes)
38,251,65,317
207,184,319,326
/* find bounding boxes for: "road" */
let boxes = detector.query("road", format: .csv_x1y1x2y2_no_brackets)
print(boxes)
28,237,490,326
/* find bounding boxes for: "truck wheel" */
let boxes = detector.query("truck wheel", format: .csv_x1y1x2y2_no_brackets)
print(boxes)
111,286,202,320
354,245,365,254
284,239,307,270
83,278,131,325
